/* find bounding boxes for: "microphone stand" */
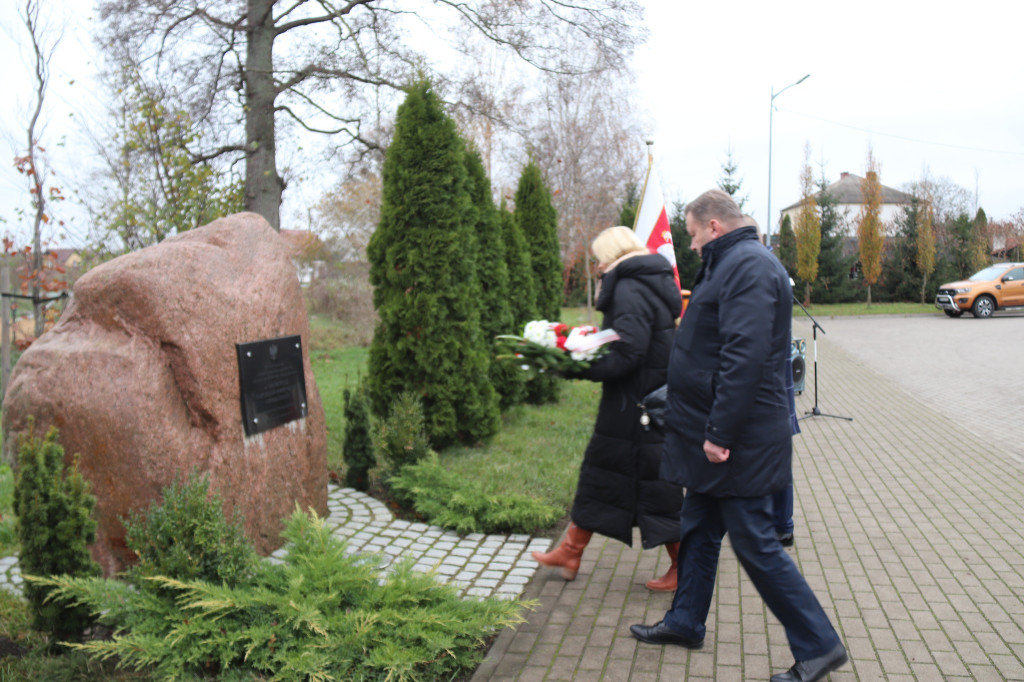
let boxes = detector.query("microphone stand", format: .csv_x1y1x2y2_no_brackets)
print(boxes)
793,296,853,422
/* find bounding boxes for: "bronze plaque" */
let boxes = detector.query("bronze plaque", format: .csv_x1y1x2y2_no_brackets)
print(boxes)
236,335,308,437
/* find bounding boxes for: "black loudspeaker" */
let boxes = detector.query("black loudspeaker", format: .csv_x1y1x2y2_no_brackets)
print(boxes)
790,338,806,395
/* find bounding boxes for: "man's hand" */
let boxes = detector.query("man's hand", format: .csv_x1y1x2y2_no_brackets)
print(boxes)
704,440,730,463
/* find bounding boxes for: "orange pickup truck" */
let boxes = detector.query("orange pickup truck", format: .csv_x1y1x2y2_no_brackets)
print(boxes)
935,262,1024,318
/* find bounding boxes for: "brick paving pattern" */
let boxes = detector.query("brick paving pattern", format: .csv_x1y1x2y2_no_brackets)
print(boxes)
472,314,1024,681
3,314,1023,680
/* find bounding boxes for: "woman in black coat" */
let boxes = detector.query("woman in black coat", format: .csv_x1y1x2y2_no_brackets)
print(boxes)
532,226,684,591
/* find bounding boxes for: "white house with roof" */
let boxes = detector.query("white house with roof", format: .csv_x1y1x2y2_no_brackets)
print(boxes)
780,172,915,238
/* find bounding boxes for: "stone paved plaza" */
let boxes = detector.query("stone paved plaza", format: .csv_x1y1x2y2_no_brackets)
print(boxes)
3,313,1023,680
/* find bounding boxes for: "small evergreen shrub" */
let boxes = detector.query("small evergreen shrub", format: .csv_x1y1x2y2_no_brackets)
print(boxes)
35,508,528,681
375,391,430,477
342,383,375,491
123,469,257,589
12,421,101,642
0,463,17,553
389,455,562,535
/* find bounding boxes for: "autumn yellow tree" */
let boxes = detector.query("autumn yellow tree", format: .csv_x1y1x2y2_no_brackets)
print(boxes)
915,187,937,304
794,144,820,305
857,150,884,306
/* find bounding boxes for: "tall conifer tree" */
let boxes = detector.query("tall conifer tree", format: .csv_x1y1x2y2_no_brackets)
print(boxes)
501,199,537,327
669,200,701,289
367,81,499,447
813,187,858,303
514,161,562,403
466,146,512,342
496,200,532,408
466,148,522,409
778,214,798,280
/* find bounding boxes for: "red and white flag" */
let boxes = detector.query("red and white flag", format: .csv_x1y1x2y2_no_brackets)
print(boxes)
633,162,681,291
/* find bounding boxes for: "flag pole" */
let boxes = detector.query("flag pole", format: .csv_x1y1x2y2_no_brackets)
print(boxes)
634,138,655,231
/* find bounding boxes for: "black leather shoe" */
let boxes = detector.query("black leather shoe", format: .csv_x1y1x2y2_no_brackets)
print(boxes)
770,643,848,681
777,532,794,547
629,621,704,649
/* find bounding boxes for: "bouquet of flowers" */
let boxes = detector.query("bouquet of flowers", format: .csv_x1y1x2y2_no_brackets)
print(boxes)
495,320,620,376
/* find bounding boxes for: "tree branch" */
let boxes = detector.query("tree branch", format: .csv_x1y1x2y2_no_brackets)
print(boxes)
275,0,375,36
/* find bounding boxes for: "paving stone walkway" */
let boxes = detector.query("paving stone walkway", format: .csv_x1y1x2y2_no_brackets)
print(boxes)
471,313,1024,681
4,314,1023,681
1,486,552,602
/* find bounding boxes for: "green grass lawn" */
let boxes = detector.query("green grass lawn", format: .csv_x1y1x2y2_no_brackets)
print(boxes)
310,302,937,515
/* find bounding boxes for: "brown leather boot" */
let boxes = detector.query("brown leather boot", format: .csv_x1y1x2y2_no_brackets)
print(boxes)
531,522,593,580
645,542,679,592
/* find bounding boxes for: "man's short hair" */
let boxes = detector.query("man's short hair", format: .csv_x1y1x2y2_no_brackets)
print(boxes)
685,189,743,225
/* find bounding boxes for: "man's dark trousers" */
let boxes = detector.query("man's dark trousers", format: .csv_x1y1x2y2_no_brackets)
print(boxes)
661,491,841,660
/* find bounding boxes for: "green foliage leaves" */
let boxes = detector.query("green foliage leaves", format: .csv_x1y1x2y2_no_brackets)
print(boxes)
37,508,526,681
389,455,562,535
515,161,562,322
342,383,375,491
778,213,798,279
13,421,100,641
669,200,701,289
794,156,821,291
514,161,562,405
367,80,500,449
375,390,430,478
123,470,258,590
97,73,243,252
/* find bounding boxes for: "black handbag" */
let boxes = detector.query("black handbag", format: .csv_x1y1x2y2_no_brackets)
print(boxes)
638,384,667,432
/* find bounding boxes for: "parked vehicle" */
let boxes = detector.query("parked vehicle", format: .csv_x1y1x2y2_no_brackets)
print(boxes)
935,262,1024,318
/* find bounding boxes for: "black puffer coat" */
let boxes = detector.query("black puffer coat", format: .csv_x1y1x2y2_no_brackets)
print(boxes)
570,253,683,548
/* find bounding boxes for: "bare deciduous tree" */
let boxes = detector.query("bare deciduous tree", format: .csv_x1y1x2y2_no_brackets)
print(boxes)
12,0,66,338
527,61,645,308
96,0,646,230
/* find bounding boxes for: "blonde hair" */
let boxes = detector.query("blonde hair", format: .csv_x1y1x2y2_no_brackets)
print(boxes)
592,226,647,265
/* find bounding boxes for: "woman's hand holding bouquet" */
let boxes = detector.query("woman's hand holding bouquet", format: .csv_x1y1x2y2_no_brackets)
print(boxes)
496,320,619,376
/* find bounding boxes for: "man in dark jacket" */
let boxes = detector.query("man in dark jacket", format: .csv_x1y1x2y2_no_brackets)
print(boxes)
630,190,847,682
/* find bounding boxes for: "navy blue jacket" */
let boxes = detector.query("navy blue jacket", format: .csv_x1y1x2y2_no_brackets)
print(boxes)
571,253,684,547
660,226,793,497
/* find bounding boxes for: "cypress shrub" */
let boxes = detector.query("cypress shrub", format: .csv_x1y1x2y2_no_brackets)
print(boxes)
12,421,100,642
375,390,431,479
466,147,524,410
778,213,799,281
515,160,562,321
495,202,532,408
514,161,562,404
366,79,500,447
342,383,375,491
501,199,537,328
123,469,258,590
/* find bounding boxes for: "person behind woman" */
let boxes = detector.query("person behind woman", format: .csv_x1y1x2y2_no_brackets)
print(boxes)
531,226,684,591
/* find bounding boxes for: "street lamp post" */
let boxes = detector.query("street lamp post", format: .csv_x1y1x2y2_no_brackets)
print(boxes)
766,74,810,248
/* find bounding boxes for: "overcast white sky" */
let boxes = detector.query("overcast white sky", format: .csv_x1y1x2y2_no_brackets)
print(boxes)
2,1,1022,248
634,1,1024,233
